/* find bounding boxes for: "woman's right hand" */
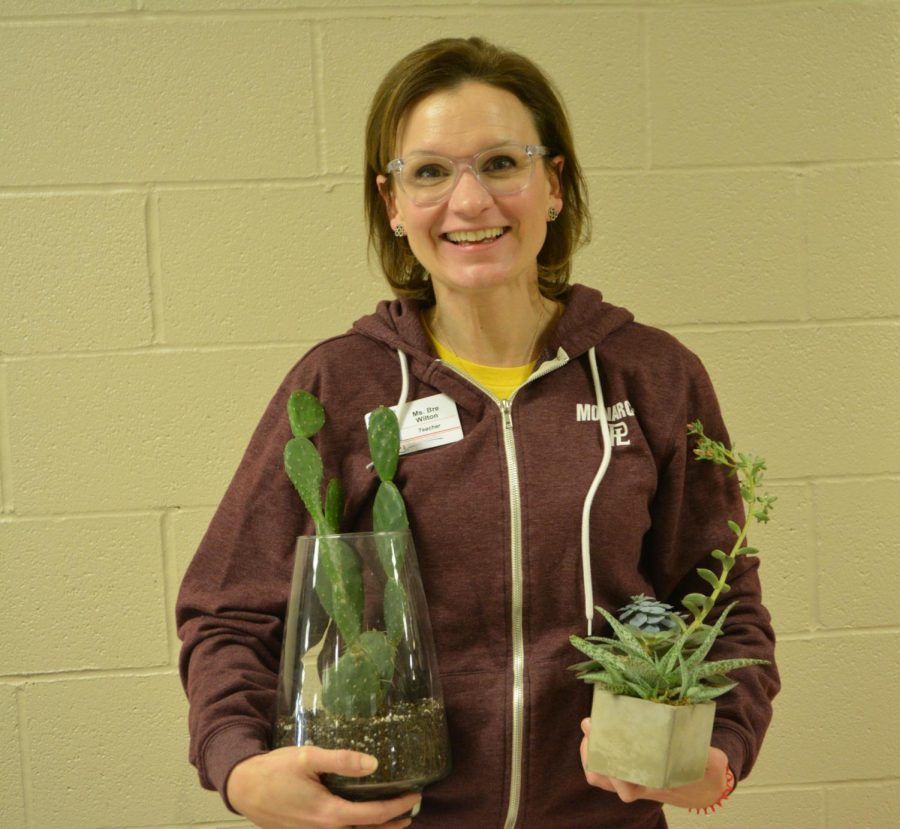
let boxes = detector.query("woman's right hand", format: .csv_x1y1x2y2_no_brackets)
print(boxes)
226,746,421,829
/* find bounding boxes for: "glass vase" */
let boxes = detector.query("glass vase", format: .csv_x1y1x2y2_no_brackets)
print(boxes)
274,530,451,800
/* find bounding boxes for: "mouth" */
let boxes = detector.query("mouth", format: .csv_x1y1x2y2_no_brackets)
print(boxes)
442,227,507,246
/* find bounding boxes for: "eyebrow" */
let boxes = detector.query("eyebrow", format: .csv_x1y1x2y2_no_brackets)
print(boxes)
397,141,522,159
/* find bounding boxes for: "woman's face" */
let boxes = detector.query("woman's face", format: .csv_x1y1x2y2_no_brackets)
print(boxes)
378,82,563,300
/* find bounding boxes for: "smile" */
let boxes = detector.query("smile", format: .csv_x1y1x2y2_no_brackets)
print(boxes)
443,227,507,244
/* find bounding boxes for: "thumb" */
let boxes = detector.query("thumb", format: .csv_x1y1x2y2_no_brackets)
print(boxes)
295,746,379,779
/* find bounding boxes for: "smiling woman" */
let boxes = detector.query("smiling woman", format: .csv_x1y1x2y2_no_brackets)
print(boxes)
177,36,780,829
375,81,564,365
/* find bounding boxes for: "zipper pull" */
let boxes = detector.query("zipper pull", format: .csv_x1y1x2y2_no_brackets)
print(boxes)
500,399,513,429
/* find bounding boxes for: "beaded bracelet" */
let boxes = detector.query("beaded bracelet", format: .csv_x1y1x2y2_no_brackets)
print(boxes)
689,765,735,814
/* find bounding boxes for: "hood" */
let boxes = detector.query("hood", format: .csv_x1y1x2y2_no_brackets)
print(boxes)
350,283,635,365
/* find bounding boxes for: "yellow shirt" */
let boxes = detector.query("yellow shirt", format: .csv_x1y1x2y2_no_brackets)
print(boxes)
425,326,536,401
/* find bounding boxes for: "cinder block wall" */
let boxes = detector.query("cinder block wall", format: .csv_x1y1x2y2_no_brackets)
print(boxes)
1,2,897,828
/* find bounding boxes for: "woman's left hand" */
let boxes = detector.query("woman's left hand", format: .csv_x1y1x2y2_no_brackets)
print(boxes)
579,718,730,810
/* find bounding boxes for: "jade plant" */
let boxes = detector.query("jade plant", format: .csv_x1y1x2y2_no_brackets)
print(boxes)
283,390,410,718
570,420,775,704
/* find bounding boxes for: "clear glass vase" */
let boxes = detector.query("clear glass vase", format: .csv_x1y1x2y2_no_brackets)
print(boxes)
274,530,451,800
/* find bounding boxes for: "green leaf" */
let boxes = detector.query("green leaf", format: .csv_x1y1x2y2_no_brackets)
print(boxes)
694,657,771,679
738,546,759,557
569,636,630,675
321,650,382,717
594,605,649,658
681,592,707,620
373,481,409,534
383,578,409,646
367,406,400,482
324,478,343,535
287,390,325,439
316,537,363,642
727,520,742,537
684,680,738,702
357,630,396,686
682,603,738,673
711,549,729,563
284,437,325,527
697,568,720,590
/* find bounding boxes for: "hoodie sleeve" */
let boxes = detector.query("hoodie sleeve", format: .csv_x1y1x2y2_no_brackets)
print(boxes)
642,352,780,784
176,366,314,806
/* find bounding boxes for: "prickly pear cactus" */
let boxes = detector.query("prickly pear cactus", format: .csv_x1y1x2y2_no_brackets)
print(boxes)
283,392,412,717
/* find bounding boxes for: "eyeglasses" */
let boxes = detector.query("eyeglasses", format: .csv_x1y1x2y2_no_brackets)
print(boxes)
386,143,550,206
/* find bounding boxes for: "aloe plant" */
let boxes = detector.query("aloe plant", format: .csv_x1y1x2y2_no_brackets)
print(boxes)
570,420,775,704
284,390,410,717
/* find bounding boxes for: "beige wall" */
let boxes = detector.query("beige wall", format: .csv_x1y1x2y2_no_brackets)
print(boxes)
1,1,898,827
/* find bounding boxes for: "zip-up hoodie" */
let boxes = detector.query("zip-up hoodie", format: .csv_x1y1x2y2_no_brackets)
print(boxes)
177,284,779,829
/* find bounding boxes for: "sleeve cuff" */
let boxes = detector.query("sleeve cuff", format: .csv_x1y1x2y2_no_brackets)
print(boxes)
201,722,271,813
710,724,749,785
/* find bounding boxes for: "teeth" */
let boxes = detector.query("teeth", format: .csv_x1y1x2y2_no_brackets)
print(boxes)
446,228,504,243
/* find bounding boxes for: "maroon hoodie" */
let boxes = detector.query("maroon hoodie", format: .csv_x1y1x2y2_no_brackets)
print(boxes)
177,284,779,828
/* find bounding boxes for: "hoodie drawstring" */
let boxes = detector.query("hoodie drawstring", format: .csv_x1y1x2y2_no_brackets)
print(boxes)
396,349,410,416
581,346,612,636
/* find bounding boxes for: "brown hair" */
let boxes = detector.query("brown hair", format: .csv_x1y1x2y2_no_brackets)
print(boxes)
364,37,590,303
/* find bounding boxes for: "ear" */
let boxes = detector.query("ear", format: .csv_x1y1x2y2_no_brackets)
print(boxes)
377,174,402,226
547,155,564,216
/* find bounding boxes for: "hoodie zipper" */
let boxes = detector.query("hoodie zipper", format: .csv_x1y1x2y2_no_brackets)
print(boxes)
438,355,568,829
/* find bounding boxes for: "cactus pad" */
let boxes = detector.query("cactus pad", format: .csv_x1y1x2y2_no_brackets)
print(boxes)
288,389,326,439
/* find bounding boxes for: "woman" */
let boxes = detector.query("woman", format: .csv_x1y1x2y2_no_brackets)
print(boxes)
177,37,779,829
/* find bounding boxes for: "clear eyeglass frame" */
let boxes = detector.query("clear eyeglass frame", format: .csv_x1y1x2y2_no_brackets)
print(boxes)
385,143,550,206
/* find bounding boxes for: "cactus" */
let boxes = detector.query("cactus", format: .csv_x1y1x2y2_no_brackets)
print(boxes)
283,390,411,717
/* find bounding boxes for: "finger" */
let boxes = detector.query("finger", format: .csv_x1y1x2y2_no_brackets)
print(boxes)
326,792,422,827
580,718,591,736
610,777,647,803
295,746,379,778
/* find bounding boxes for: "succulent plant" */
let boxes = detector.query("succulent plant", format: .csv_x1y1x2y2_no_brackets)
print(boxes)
284,390,410,717
570,420,774,705
618,595,677,635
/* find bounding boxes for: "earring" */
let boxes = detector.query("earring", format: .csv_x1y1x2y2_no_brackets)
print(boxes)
547,207,559,222
394,224,406,238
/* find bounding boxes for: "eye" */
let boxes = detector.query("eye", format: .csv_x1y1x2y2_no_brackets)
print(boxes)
480,152,522,176
411,160,452,183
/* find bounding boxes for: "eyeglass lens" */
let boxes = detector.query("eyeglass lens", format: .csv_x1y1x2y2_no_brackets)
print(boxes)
396,145,538,204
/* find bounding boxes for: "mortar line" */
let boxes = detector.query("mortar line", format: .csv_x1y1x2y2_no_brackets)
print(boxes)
2,159,897,195
803,479,819,633
795,169,813,322
0,507,175,522
0,666,179,684
0,361,14,514
809,478,824,630
2,317,898,364
6,476,897,522
0,2,857,27
160,509,182,667
146,187,165,345
2,339,314,362
15,685,35,828
777,625,900,641
310,21,327,175
640,9,652,171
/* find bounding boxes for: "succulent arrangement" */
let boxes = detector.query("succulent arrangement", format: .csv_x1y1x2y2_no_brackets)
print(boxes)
570,420,775,705
283,390,410,717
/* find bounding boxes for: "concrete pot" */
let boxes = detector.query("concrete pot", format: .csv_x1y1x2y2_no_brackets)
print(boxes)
586,687,715,789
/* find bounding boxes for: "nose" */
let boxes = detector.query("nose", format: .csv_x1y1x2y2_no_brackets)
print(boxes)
446,164,493,214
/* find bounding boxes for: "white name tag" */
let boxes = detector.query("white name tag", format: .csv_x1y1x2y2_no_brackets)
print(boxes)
365,393,464,455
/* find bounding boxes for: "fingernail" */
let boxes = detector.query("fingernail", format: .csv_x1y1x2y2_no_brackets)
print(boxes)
360,755,378,773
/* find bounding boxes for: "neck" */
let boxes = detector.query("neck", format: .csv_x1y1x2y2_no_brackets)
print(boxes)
426,286,557,367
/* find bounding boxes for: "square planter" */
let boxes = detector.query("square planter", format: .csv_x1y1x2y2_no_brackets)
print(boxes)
585,687,715,789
